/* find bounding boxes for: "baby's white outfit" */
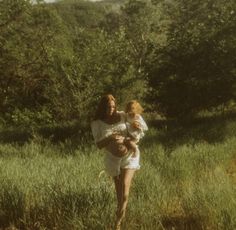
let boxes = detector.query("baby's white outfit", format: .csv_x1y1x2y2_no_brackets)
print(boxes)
126,114,148,142
91,111,141,177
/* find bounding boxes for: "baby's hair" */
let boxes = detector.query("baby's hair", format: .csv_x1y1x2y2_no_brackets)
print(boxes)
125,100,144,114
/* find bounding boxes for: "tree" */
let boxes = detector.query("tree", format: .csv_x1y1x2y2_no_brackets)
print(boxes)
0,0,74,124
146,0,236,118
71,28,147,119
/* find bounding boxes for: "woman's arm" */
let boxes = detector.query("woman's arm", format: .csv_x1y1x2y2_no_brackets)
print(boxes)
96,133,124,149
91,120,112,149
91,115,124,149
96,135,112,149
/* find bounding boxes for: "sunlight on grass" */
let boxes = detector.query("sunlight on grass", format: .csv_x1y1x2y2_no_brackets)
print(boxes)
0,120,236,229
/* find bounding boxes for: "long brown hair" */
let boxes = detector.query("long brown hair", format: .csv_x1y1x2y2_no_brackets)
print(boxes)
94,94,117,120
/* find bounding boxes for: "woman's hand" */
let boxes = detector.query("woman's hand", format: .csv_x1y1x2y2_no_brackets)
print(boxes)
107,133,128,157
110,132,125,144
96,132,124,149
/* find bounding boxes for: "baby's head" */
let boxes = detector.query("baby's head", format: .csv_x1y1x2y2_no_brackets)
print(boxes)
125,100,144,116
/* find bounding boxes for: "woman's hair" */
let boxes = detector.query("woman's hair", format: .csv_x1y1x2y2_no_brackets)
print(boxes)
94,94,117,120
125,100,144,114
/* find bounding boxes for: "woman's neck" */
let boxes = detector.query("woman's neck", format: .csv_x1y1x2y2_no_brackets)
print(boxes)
103,113,120,124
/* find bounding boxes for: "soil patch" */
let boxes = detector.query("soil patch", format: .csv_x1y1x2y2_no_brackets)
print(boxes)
161,215,203,230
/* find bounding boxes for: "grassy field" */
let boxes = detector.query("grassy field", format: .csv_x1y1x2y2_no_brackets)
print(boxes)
0,116,236,230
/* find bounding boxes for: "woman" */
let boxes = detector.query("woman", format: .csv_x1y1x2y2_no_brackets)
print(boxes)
91,94,141,229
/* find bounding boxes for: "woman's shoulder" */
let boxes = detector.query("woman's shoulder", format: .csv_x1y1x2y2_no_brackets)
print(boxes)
91,119,101,128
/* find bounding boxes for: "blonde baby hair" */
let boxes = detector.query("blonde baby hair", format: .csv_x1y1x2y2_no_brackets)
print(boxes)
125,100,144,115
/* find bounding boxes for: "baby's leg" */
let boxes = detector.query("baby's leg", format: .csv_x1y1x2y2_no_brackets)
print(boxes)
124,139,138,157
130,143,138,157
118,144,128,157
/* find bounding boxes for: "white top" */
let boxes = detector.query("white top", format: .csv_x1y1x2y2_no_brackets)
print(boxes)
126,114,148,141
91,111,127,143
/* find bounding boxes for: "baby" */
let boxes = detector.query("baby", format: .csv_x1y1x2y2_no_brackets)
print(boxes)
123,100,148,157
109,100,148,157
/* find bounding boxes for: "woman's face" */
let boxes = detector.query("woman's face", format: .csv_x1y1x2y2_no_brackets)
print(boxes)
106,100,116,117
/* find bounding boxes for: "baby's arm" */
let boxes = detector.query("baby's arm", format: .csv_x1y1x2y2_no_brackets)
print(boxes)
128,114,148,142
134,115,148,131
131,120,142,130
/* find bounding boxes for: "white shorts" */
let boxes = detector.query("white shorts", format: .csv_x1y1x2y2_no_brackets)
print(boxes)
104,148,140,177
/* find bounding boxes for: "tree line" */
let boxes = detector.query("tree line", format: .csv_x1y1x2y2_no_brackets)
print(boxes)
0,0,235,127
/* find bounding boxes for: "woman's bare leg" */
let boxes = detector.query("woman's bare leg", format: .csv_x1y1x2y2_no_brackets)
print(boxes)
113,175,122,214
113,175,123,230
115,169,136,228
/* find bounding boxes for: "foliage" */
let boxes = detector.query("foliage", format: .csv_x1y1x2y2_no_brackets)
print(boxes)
0,0,74,122
146,0,236,118
0,0,236,126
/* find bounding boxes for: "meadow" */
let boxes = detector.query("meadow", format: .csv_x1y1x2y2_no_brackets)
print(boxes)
0,115,236,230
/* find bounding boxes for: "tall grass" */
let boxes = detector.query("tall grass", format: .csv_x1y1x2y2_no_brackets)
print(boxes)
0,118,235,229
